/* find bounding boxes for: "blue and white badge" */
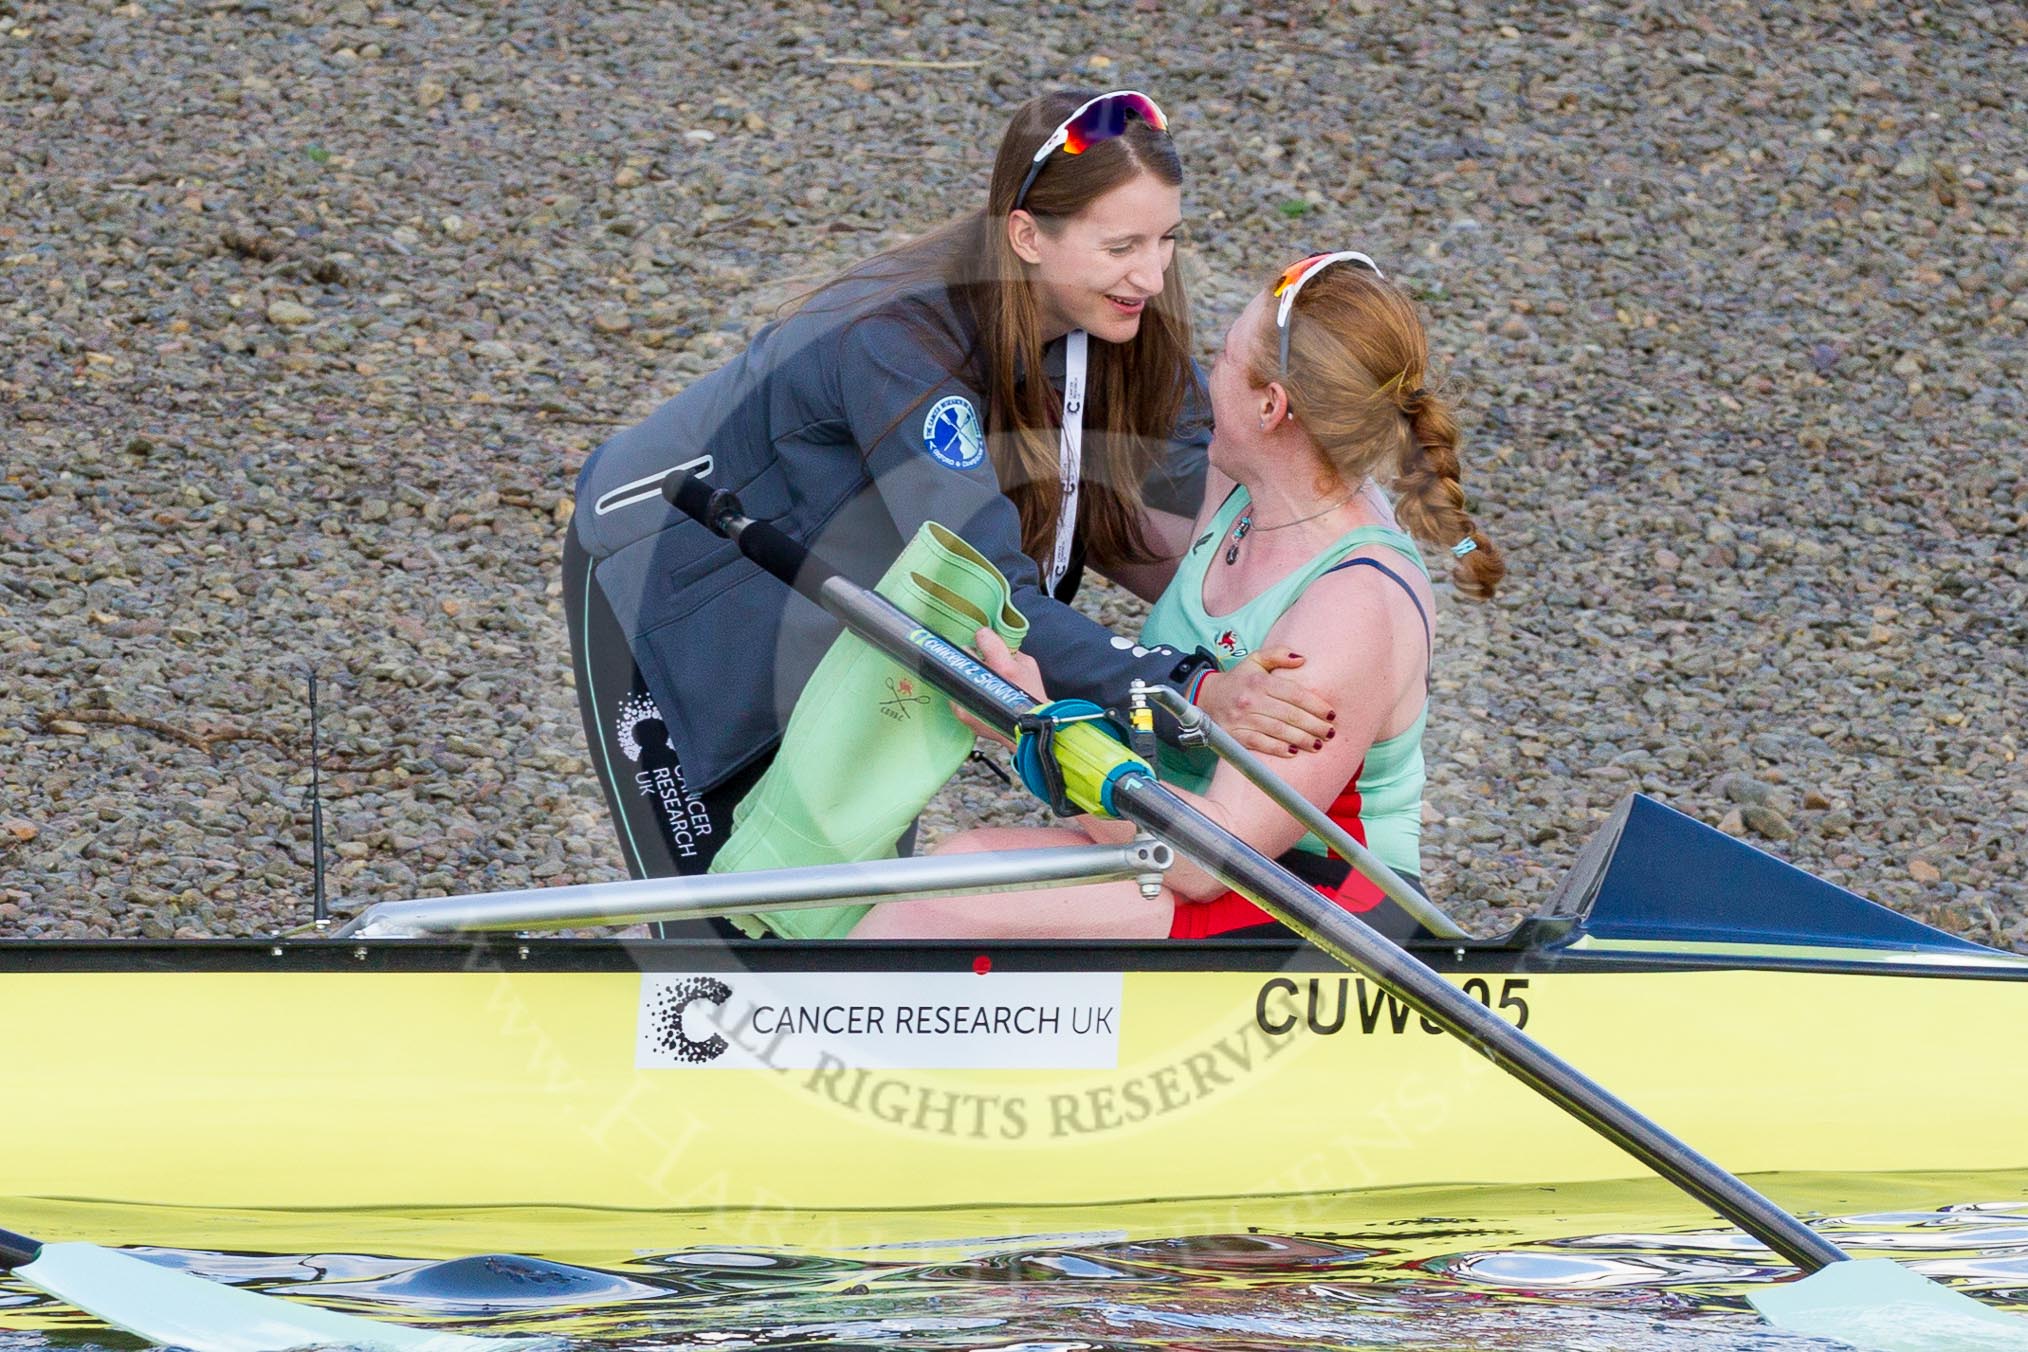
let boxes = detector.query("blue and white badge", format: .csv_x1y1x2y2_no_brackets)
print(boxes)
922,395,985,471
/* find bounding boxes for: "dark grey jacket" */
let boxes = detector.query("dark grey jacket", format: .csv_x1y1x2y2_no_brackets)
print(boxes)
572,273,1212,795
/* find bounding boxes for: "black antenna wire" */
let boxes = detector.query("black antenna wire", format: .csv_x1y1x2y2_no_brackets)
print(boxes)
307,667,329,929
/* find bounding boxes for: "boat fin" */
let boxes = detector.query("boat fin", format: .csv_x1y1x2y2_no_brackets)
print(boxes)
1539,794,2002,957
18,1241,548,1352
1749,1257,2028,1349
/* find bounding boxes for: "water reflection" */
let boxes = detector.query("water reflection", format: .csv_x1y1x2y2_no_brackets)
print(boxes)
3,1187,2027,1351
277,1253,669,1310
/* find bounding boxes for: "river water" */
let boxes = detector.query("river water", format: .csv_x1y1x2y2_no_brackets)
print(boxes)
4,1173,2025,1350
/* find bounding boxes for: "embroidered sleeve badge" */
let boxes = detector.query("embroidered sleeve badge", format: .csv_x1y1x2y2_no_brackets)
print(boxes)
922,395,985,471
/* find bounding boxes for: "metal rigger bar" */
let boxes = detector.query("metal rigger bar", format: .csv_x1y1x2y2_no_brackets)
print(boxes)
332,841,1171,939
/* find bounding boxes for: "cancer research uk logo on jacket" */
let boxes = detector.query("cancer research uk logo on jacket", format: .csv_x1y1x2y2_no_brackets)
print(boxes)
922,395,986,471
638,971,1123,1070
614,692,713,859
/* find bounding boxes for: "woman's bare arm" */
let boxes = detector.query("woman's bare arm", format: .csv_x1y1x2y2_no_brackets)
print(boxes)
1112,568,1426,899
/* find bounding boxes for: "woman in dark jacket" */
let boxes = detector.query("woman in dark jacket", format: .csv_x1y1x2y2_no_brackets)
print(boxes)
566,90,1335,889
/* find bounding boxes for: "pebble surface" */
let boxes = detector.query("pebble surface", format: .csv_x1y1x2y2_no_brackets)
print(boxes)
1,2,2021,946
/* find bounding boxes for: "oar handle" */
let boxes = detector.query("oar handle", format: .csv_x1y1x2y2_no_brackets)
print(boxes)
667,474,830,607
0,1226,41,1270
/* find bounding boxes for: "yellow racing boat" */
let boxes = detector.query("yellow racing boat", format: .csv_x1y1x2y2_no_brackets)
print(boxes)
6,794,2022,1217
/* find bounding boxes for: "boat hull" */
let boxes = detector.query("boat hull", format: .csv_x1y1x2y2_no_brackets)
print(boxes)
5,938,2024,1212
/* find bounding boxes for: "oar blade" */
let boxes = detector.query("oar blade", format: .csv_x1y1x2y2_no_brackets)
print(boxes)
1749,1258,2028,1350
18,1241,536,1352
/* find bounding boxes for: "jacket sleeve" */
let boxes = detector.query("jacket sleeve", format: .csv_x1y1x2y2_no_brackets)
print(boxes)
1140,356,1213,518
840,314,1216,717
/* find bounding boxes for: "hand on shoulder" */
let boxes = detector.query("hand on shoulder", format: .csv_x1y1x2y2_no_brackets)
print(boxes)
1194,648,1336,757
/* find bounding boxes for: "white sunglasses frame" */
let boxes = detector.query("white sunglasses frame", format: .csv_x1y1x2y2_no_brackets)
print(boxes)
1013,89,1171,212
1275,250,1385,373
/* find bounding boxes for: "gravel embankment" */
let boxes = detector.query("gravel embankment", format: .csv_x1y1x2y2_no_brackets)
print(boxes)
1,2,2022,944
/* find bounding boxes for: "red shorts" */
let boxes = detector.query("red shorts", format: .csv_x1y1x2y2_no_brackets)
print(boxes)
1168,866,1389,939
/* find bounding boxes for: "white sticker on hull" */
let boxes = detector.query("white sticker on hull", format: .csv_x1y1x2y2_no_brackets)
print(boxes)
637,971,1123,1070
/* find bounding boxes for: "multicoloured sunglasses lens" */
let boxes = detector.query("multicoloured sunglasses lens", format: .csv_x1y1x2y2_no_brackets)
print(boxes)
1014,90,1171,209
1273,250,1386,373
1273,253,1337,298
1060,92,1168,155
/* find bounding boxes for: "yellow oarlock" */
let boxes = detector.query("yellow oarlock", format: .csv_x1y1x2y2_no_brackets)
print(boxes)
1011,699,1153,819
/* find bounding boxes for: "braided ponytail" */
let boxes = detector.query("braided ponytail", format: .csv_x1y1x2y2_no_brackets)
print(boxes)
1391,386,1504,600
1254,266,1506,602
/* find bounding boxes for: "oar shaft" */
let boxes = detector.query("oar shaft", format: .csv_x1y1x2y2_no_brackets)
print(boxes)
811,574,1034,732
662,475,1851,1275
1112,777,1850,1272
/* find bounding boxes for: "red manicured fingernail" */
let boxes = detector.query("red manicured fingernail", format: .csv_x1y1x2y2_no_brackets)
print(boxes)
1326,711,1337,722
1288,652,1304,659
1312,740,1323,750
1326,729,1335,740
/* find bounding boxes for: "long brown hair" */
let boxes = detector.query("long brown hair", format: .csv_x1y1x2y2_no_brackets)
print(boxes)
800,91,1197,571
1246,264,1506,599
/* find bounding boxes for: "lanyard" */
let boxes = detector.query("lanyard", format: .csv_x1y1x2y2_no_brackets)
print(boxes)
1046,329,1087,595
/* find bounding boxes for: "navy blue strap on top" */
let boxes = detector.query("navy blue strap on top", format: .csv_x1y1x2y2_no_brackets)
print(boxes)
1323,555,1432,686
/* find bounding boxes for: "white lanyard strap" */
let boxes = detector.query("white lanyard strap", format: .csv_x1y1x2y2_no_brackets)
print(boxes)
1046,329,1087,595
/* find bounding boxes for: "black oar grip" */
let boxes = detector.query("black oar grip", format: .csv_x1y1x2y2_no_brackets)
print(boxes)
663,473,834,605
0,1226,41,1271
729,516,829,603
664,470,720,527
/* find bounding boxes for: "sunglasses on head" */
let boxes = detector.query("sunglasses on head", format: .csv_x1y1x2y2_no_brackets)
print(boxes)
1013,90,1170,212
1272,250,1385,374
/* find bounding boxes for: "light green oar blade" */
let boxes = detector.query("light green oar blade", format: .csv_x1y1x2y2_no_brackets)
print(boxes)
1749,1258,2028,1350
18,1242,541,1352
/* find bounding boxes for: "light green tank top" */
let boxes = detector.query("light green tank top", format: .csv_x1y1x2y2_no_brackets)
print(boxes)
1141,486,1429,875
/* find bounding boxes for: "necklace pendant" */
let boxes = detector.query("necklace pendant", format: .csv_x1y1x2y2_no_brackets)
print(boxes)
1223,516,1250,567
